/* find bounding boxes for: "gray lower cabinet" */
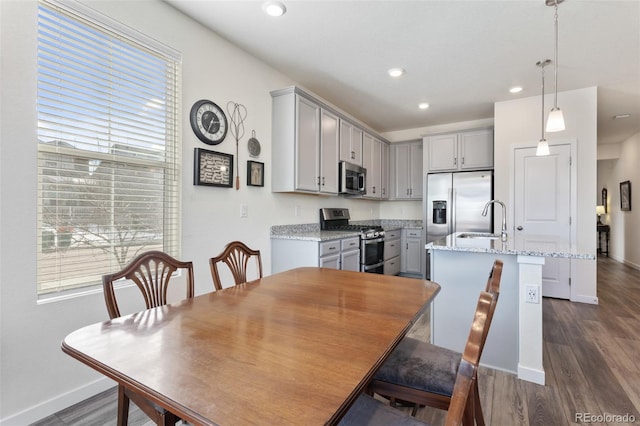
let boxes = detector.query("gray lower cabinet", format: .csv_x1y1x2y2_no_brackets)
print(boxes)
272,236,360,273
401,229,423,276
384,229,401,275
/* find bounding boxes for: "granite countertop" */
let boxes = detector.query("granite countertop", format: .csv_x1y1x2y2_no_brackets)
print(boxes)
426,232,595,260
271,220,422,242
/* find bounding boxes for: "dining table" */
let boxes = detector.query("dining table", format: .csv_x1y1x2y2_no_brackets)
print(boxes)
62,267,440,425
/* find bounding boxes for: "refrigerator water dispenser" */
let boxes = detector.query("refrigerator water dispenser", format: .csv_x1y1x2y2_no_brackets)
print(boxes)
433,200,447,224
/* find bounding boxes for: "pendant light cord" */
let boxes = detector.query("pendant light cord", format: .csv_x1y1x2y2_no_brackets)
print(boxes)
553,2,559,109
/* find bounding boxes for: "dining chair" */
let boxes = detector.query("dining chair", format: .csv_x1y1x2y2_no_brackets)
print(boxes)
367,260,503,426
102,250,194,426
340,291,494,426
209,240,263,290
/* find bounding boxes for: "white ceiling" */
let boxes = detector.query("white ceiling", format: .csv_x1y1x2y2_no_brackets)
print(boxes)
165,0,640,145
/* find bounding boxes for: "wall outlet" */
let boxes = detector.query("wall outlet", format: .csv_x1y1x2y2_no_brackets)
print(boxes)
525,285,540,304
240,204,248,218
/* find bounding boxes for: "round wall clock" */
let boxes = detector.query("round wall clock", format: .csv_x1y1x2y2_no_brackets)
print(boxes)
190,99,228,145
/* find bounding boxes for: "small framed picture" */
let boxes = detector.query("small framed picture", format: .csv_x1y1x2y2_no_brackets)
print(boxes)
620,180,631,211
194,148,233,187
247,161,264,187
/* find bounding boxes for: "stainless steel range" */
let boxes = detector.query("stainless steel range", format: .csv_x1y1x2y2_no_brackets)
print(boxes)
319,208,385,274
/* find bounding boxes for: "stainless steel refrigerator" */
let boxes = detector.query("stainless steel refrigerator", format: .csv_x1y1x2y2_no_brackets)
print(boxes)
425,171,494,243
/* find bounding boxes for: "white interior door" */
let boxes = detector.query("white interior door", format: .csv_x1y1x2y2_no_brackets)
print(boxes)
514,144,572,299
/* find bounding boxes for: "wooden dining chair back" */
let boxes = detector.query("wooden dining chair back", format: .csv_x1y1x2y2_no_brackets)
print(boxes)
485,259,503,295
340,292,493,426
368,261,503,426
101,250,194,426
209,241,263,290
102,250,194,319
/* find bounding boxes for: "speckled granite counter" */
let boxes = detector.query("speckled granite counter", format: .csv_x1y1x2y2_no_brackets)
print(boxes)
271,220,422,241
426,232,595,259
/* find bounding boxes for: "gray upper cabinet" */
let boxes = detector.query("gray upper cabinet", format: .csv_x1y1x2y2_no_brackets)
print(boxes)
320,109,340,193
339,119,363,166
362,133,382,199
271,86,390,196
392,141,423,200
426,128,494,172
271,87,338,194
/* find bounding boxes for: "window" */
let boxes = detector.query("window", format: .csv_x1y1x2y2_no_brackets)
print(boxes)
37,1,181,297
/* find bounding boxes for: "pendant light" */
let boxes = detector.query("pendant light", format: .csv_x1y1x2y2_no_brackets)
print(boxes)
545,0,566,132
536,59,551,156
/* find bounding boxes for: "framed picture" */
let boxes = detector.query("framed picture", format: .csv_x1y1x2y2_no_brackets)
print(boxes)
194,148,233,187
620,180,631,211
247,161,264,187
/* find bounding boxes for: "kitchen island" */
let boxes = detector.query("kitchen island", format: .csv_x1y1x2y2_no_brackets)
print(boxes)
427,232,594,385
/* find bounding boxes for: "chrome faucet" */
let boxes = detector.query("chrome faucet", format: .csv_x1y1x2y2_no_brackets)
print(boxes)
482,200,508,242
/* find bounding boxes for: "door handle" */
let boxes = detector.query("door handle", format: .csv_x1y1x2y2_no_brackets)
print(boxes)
517,226,523,231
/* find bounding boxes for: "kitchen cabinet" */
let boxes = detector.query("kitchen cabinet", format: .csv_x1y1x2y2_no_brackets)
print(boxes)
381,142,390,199
392,141,423,200
341,237,361,271
401,229,423,276
271,87,339,194
271,236,360,273
384,229,401,275
426,128,493,172
339,120,363,166
362,133,383,199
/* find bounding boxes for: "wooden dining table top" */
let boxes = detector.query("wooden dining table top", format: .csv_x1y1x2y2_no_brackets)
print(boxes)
62,267,440,426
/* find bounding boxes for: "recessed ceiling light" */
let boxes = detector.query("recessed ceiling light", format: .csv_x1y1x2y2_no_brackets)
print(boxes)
509,86,523,94
263,1,286,17
418,103,430,110
614,114,631,119
387,68,405,78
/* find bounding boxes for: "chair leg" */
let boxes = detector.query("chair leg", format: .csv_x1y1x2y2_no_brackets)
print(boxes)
473,380,485,426
160,412,180,426
117,385,130,426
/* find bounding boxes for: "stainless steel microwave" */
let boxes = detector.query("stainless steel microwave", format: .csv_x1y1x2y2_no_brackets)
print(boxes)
339,161,366,195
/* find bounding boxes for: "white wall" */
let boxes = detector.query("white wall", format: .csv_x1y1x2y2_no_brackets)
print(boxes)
598,132,640,268
494,87,598,303
0,0,381,422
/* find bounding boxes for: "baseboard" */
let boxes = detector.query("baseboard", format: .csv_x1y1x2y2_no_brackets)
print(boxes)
517,364,545,385
571,294,599,304
0,378,113,426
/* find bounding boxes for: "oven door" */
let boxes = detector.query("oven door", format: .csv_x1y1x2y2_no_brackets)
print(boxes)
361,237,384,267
362,261,384,274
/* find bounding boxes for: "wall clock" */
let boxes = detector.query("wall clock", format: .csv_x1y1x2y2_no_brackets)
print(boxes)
190,99,228,145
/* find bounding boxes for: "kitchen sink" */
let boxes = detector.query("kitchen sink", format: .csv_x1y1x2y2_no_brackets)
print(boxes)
457,233,500,240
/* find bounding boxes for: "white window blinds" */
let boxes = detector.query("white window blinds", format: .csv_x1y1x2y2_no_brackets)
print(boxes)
36,1,181,297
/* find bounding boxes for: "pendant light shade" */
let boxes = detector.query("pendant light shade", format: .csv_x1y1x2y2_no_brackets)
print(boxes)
545,0,566,132
546,108,565,132
536,140,550,156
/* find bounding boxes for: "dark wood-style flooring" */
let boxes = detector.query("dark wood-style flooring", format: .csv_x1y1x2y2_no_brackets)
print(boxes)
32,256,640,425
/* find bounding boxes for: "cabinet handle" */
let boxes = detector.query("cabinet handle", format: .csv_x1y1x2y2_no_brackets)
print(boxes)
317,177,320,185
517,226,524,231
454,157,457,166
406,188,409,196
351,151,355,159
329,247,337,250
322,177,325,186
462,157,465,165
373,186,376,194
406,243,409,249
